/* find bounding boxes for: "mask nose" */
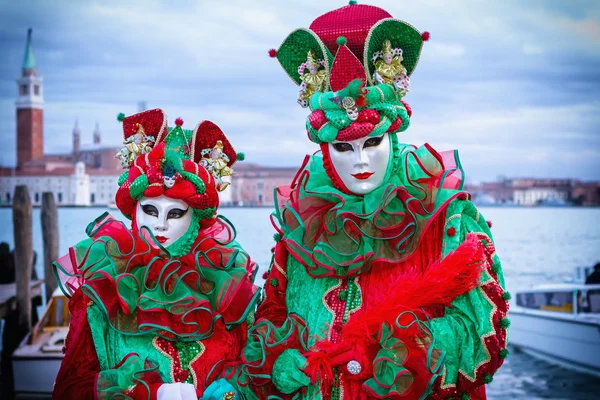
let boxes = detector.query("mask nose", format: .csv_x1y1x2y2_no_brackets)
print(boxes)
354,147,369,167
154,217,168,232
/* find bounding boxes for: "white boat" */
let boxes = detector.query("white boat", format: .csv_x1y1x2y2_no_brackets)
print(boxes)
509,266,600,377
12,288,69,398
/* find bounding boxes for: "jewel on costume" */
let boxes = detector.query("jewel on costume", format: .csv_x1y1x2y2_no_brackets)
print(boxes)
329,96,359,121
347,360,362,375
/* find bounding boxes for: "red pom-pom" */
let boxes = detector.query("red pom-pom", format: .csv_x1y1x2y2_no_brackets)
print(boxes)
268,48,277,58
175,117,184,126
421,31,431,41
458,193,468,201
262,272,268,280
487,220,493,228
447,227,456,237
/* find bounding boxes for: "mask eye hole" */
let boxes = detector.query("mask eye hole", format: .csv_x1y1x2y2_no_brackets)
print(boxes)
167,208,188,220
364,136,383,148
141,204,158,217
332,142,353,153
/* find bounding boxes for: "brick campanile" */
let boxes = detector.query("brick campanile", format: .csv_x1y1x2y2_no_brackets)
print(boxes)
16,28,44,170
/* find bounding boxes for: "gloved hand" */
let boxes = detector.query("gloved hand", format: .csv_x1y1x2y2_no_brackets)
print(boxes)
272,349,310,394
200,379,239,399
157,383,197,400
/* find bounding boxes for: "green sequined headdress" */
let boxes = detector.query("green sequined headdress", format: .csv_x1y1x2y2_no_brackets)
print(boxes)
268,0,430,143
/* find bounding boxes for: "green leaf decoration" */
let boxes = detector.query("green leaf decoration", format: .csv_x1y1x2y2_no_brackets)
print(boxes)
276,28,333,86
364,18,424,84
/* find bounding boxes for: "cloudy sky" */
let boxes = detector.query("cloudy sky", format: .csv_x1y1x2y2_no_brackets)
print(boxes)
0,0,599,183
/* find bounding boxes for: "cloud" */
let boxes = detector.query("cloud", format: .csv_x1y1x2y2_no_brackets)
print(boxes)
522,44,544,55
0,0,599,182
428,42,466,57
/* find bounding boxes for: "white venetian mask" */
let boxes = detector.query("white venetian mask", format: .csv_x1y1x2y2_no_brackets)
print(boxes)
327,133,391,195
135,195,193,247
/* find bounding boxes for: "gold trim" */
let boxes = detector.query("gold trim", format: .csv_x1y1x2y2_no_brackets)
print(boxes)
373,115,389,131
187,341,206,388
274,259,287,278
440,273,502,387
277,28,331,92
317,122,331,138
373,85,385,102
346,276,362,321
190,121,204,162
152,337,206,385
155,111,168,144
153,337,176,383
442,213,461,254
322,279,342,341
439,212,505,388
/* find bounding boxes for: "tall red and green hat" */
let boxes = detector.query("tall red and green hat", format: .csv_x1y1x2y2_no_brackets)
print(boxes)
269,0,430,143
114,109,242,226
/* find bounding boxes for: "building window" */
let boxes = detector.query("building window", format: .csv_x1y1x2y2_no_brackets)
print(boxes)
58,193,63,203
20,84,28,95
34,85,40,95
35,193,39,203
91,193,95,204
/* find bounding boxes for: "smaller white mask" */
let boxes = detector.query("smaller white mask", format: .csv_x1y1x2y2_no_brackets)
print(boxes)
135,195,193,247
327,133,391,195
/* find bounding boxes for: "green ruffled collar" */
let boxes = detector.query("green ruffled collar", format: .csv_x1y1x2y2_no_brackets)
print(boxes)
274,141,465,278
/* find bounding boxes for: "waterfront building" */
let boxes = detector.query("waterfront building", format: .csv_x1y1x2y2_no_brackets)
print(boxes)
0,30,123,206
0,30,297,207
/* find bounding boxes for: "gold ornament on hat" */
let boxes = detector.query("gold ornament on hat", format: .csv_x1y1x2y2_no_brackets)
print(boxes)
382,39,393,56
200,140,233,192
372,39,410,96
298,50,328,107
115,123,156,169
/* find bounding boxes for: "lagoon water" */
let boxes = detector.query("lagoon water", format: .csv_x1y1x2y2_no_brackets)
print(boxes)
1,206,599,399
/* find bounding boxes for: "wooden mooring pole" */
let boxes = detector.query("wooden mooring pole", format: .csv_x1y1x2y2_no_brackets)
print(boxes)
12,185,33,332
41,192,58,301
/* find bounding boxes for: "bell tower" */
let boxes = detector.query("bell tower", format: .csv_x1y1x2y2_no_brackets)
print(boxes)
72,119,81,158
93,122,101,145
16,28,44,169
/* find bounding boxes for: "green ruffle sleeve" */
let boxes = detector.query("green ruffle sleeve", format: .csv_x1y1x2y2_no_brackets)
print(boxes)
428,199,509,399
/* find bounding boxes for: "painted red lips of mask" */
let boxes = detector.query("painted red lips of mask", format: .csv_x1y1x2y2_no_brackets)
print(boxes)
351,172,374,180
155,235,168,244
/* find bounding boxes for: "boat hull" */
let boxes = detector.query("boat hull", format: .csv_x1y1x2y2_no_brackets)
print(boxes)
509,309,600,377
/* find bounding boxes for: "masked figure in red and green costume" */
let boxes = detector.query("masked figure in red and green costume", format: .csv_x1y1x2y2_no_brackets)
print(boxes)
205,2,509,400
53,109,260,400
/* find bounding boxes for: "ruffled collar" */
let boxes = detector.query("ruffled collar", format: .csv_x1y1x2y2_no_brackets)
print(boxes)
54,213,260,341
273,143,466,278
